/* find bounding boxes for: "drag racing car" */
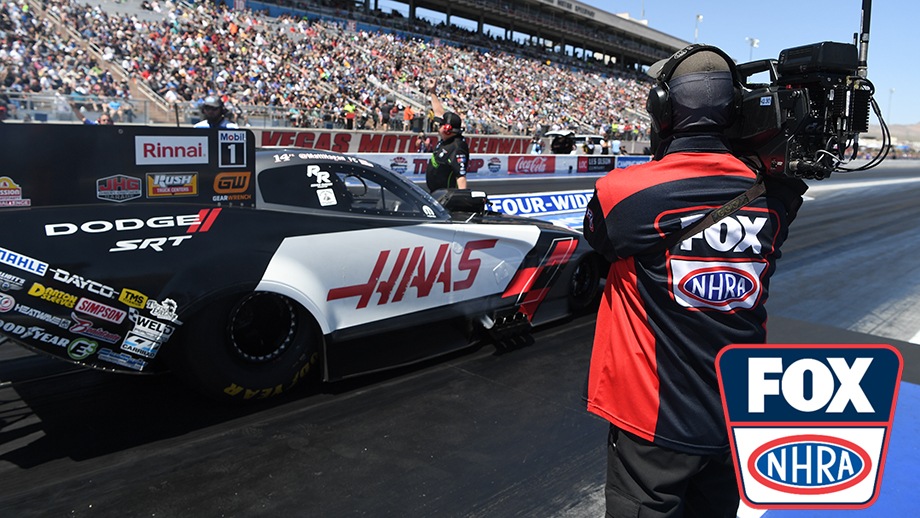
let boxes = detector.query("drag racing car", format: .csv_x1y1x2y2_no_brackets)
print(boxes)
0,124,602,402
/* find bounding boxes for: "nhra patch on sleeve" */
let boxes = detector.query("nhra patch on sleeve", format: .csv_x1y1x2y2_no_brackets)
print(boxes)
716,344,903,510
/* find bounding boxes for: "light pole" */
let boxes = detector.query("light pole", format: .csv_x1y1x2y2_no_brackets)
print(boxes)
888,88,895,122
694,14,703,43
745,37,759,61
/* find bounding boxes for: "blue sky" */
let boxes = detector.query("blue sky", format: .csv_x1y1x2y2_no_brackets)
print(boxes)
377,1,914,126
587,1,914,125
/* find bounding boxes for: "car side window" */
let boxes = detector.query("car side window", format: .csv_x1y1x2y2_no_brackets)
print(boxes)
259,162,431,218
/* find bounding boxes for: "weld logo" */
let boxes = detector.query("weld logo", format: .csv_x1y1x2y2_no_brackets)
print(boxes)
717,344,903,509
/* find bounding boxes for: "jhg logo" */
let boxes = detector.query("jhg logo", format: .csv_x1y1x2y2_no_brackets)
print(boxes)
717,344,902,509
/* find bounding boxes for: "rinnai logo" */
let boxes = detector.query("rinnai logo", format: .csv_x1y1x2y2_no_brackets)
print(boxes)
135,136,208,165
716,344,903,509
327,239,497,309
508,155,555,174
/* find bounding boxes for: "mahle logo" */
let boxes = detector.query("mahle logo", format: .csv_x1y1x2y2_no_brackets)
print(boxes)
717,344,902,509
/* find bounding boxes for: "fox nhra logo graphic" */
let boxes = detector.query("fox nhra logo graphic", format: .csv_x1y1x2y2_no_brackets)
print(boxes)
716,344,903,509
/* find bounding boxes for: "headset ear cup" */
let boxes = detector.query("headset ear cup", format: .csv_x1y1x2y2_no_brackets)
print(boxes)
442,124,452,134
646,83,672,137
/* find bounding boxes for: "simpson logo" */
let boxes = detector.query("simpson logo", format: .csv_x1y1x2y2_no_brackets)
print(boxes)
146,173,198,197
75,297,127,324
717,344,903,509
97,175,142,203
135,136,208,165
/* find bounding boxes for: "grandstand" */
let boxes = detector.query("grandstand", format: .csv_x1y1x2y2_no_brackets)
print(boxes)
0,0,686,139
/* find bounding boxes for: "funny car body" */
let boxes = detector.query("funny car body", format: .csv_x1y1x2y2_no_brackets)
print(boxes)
0,124,602,402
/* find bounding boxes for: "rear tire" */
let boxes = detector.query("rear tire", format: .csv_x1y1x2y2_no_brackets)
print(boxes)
568,253,602,313
169,291,322,403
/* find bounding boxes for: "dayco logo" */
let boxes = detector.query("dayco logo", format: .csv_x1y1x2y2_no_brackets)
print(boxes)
51,268,117,299
146,173,198,197
44,208,222,253
327,239,497,309
135,136,208,165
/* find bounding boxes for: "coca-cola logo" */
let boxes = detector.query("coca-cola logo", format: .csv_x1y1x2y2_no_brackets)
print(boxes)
508,155,555,174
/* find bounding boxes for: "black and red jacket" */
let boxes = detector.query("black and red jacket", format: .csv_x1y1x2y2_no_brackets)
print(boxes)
583,137,800,455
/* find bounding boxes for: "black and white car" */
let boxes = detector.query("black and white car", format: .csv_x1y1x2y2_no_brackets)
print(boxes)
0,124,602,401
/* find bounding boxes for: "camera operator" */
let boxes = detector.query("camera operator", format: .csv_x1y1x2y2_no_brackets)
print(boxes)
583,44,807,517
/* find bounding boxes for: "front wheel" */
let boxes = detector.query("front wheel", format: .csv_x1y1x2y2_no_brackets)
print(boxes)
169,291,322,403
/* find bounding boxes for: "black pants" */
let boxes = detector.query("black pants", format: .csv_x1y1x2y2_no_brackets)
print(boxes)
605,425,739,518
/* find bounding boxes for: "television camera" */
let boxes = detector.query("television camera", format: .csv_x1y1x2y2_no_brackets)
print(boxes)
728,0,889,179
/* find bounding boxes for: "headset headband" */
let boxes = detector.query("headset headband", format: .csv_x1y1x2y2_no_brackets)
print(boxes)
652,44,741,85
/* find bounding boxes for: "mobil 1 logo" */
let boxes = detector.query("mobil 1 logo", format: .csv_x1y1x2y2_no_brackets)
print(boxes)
218,131,247,168
716,344,902,509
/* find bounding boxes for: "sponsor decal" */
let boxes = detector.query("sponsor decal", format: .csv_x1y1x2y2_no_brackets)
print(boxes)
508,155,555,174
75,297,127,324
69,313,121,343
135,136,208,165
119,288,149,309
0,176,31,207
12,302,70,328
0,270,26,291
0,246,48,276
67,337,99,361
615,155,653,168
218,130,247,167
147,298,182,324
0,293,14,312
212,172,253,202
390,156,408,174
717,344,903,509
327,239,497,309
501,237,578,319
98,347,147,371
121,333,162,358
489,190,593,216
0,318,71,347
146,172,198,197
45,209,221,253
130,313,175,342
96,174,143,203
28,282,77,308
50,268,117,299
671,260,764,311
577,155,615,173
487,157,502,173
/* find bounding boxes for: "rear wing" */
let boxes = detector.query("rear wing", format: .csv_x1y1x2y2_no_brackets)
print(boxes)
0,124,256,208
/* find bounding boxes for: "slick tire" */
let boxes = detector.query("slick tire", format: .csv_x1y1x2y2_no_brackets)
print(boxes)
169,291,322,403
568,253,602,314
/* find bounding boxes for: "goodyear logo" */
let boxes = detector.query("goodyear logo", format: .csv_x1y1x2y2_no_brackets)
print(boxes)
717,344,902,509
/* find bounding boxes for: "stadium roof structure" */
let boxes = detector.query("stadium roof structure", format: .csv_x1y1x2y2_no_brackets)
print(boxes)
371,0,689,70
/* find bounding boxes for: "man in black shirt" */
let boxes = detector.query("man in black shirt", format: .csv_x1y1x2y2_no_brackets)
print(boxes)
425,80,469,192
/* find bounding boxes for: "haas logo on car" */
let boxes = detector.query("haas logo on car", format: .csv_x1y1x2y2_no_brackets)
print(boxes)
327,239,497,309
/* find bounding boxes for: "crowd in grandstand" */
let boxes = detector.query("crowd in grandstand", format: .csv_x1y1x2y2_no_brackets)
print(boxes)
0,0,652,140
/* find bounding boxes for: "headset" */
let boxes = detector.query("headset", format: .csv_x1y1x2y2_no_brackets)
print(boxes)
645,43,743,139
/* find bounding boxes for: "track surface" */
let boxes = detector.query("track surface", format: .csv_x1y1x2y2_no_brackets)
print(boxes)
1,163,919,517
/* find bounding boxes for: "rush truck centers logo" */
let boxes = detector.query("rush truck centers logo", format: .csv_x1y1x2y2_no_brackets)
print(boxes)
716,344,903,509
